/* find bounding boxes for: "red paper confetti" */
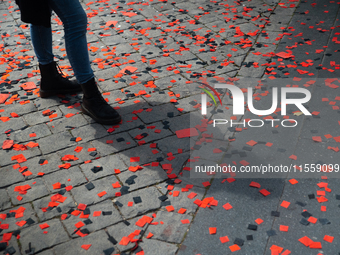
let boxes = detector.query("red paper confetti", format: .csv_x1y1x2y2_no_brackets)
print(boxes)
81,244,92,250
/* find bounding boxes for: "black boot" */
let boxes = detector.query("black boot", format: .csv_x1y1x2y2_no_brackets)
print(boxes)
39,61,82,98
80,78,122,125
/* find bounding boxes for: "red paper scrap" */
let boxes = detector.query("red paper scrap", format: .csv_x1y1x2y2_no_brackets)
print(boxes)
81,244,92,250
175,128,199,138
19,82,37,90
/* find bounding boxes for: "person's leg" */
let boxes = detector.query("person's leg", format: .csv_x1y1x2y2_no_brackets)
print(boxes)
30,24,54,65
30,18,82,98
48,0,121,124
48,0,94,84
31,22,81,98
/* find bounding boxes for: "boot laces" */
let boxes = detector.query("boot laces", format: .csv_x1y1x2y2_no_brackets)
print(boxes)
55,62,69,80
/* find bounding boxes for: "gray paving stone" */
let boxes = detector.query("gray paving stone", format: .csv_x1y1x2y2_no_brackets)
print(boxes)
0,146,41,167
173,94,202,113
90,131,137,156
133,239,178,255
43,166,87,193
62,200,123,237
71,175,119,206
232,53,248,67
0,117,28,134
117,165,168,192
154,74,188,90
70,123,109,143
118,72,154,87
20,219,70,254
114,186,161,218
0,203,38,234
146,55,177,69
141,91,173,106
118,83,153,100
46,113,88,134
168,50,197,62
196,51,227,66
97,79,127,92
86,32,101,44
107,97,149,116
138,5,160,18
99,88,126,104
156,132,192,155
154,180,170,198
56,143,102,167
0,165,25,188
160,183,205,214
34,96,63,110
138,45,163,60
142,28,164,39
257,32,282,46
238,63,267,78
102,34,128,46
128,121,173,144
23,106,63,126
80,154,127,181
0,189,11,211
152,2,175,11
118,143,164,167
36,131,74,154
0,234,21,255
53,230,116,255
118,62,150,79
10,123,51,143
179,160,213,188
102,113,144,134
266,15,291,31
170,83,201,100
33,192,76,221
7,178,50,205
136,103,181,124
2,101,37,115
190,139,228,162
160,152,190,176
57,103,82,116
109,43,137,58
166,111,204,134
149,65,182,79
19,153,63,177
0,133,8,145
178,59,208,72
34,249,54,255
147,211,192,243
106,214,151,252
3,31,31,46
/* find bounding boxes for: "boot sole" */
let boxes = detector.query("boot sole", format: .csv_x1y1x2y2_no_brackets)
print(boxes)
81,104,122,125
40,87,83,98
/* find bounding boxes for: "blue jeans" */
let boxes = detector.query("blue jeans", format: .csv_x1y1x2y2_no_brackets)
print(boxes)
30,0,94,84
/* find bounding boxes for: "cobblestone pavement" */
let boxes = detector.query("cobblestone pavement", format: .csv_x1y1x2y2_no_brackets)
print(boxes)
1,0,340,254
